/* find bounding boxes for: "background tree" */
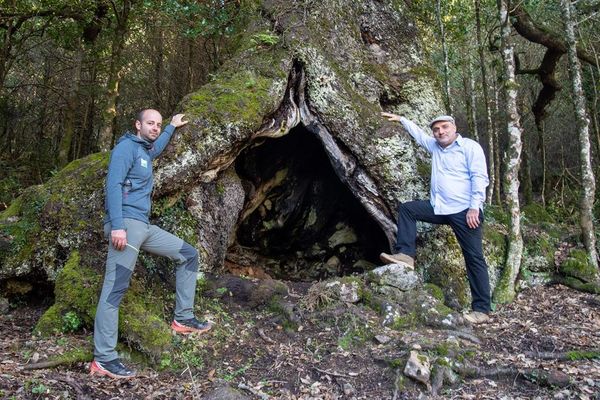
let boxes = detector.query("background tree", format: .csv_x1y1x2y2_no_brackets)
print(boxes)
493,0,523,303
562,0,599,271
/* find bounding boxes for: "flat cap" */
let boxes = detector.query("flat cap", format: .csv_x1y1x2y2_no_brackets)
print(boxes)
429,115,455,128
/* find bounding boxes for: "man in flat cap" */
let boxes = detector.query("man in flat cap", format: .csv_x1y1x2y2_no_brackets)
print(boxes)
379,112,491,324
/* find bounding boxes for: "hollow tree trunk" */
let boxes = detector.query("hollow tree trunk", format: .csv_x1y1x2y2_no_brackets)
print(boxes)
561,0,599,270
493,0,524,304
1,0,480,358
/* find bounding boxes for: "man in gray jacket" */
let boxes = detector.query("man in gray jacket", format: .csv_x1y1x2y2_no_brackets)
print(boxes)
90,109,211,379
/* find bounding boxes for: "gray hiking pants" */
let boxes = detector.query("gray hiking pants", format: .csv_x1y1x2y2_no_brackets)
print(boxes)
93,218,199,362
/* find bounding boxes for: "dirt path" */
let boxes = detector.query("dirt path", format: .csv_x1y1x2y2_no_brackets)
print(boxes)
1,284,599,399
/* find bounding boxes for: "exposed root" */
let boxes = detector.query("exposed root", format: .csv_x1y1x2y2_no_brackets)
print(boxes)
258,328,276,344
313,366,355,378
524,348,600,361
238,382,270,400
453,364,571,388
440,329,482,345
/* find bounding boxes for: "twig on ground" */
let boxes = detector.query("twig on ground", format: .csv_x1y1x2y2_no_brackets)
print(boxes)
238,382,270,400
258,328,275,344
391,368,402,400
55,376,90,400
24,360,66,370
313,366,354,378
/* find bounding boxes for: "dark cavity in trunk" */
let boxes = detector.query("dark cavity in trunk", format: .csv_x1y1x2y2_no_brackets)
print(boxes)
232,124,387,281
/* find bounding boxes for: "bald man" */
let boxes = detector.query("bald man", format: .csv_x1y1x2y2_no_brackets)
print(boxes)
91,109,211,379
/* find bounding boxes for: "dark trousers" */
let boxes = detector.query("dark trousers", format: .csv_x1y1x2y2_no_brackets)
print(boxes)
395,200,491,313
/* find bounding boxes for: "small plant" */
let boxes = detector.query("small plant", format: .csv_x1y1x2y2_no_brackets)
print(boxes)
31,383,48,395
159,356,172,369
62,311,82,333
251,32,279,47
222,360,253,381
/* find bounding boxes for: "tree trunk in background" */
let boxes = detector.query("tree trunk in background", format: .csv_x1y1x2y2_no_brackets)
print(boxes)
493,0,523,304
475,0,496,204
491,64,502,205
35,55,52,182
521,137,533,205
536,119,547,206
58,43,84,168
97,0,133,151
562,0,599,270
436,0,452,114
153,26,165,111
462,56,479,141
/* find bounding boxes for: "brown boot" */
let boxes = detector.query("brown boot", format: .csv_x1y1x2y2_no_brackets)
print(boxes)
379,252,415,269
463,311,490,324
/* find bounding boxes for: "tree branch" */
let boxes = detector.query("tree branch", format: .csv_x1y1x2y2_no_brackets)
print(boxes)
510,4,596,65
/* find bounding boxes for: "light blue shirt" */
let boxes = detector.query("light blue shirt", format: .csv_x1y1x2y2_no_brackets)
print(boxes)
400,117,489,215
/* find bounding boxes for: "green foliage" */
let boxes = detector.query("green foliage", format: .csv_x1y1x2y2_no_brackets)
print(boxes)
336,313,373,350
161,0,250,39
30,383,48,395
522,203,554,224
250,32,279,47
485,205,509,225
61,311,83,333
391,311,419,330
152,197,199,246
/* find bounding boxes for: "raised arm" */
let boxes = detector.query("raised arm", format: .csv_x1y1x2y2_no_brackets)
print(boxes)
381,112,436,153
150,113,188,158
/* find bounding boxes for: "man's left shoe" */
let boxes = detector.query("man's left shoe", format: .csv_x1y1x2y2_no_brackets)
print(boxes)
171,317,212,335
463,311,490,324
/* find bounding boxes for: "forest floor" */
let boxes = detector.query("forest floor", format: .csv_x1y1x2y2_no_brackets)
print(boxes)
1,283,599,399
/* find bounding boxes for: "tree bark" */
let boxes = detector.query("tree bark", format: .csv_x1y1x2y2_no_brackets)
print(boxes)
561,0,599,270
462,55,479,141
475,0,496,204
491,64,502,205
493,0,524,304
57,43,84,168
535,118,547,206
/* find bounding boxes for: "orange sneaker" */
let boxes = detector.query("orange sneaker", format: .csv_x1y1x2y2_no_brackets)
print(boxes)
171,317,212,335
89,359,136,379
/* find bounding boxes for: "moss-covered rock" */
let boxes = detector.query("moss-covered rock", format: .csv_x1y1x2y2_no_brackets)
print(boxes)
1,153,108,284
419,226,471,310
35,250,174,359
559,248,599,285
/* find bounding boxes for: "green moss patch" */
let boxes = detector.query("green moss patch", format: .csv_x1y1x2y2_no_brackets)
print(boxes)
560,249,599,283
